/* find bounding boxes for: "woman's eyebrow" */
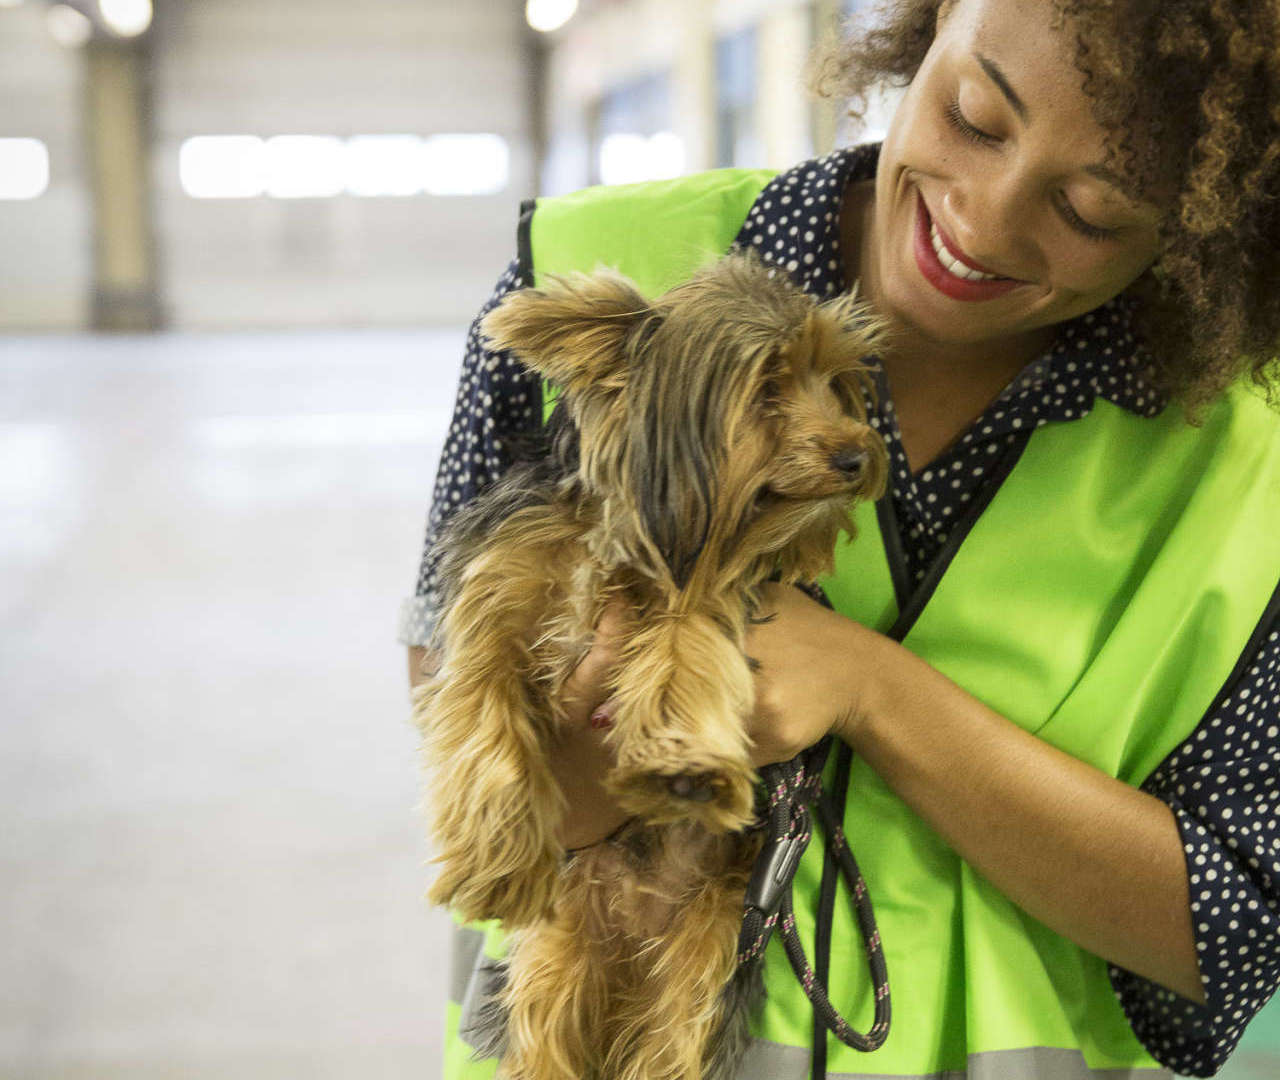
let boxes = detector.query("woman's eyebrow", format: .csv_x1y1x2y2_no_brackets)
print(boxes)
974,50,1151,210
975,53,1028,123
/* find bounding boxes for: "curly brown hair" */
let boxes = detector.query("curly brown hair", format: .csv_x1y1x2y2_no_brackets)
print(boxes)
809,0,1280,423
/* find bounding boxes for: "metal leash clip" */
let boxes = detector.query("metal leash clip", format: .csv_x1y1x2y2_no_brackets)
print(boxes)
743,809,812,918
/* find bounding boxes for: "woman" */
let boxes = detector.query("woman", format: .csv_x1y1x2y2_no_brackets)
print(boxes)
403,0,1280,1076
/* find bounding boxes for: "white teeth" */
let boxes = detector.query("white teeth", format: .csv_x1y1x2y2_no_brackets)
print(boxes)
929,220,1002,282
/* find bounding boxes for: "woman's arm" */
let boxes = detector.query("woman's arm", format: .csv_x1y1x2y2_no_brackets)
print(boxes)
745,582,1207,1005
850,625,1206,1004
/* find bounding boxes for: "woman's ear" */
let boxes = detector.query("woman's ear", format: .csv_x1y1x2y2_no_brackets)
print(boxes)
479,268,651,401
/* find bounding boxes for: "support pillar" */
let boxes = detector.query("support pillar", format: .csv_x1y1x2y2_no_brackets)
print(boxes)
84,35,161,331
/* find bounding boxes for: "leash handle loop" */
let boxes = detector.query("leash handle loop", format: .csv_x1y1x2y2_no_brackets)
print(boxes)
737,737,892,1054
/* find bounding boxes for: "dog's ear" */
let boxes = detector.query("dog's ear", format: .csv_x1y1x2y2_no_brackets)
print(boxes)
479,268,650,401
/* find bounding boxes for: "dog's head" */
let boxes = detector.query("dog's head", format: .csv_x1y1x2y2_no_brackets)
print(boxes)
480,251,888,591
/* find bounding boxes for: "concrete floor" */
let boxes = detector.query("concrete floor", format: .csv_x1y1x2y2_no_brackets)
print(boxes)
1,329,462,1078
3,329,1278,1080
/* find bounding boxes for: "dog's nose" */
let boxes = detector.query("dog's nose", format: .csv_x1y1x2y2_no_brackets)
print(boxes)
830,449,869,479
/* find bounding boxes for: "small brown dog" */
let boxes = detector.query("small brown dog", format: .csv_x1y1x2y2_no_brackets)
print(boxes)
414,251,888,1080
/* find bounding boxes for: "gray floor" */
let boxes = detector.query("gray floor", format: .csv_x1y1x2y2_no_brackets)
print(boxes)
1,329,463,1078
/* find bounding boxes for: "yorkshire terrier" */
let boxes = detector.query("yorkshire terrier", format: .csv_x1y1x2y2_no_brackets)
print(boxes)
413,250,888,1080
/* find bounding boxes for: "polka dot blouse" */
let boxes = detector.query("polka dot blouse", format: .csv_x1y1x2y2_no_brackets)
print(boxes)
401,143,1280,1077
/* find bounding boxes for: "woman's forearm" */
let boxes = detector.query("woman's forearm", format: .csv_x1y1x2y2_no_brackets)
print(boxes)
843,626,1207,1005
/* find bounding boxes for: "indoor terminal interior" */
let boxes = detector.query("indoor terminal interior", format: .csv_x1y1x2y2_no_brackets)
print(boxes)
2,0,1277,1076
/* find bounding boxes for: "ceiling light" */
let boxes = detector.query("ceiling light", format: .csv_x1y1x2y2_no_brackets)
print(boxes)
526,0,577,33
98,0,152,37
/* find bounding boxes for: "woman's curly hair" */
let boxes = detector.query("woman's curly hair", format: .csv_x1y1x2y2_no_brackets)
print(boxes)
810,0,1280,423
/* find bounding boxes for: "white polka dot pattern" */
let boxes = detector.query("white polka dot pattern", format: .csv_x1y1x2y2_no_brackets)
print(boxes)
399,144,1280,1074
1109,630,1280,1076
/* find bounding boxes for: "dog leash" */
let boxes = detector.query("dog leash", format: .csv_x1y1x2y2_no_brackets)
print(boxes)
737,739,892,1057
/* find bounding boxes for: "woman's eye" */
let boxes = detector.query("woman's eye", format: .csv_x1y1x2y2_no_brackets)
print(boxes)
945,96,1118,244
944,98,997,145
1055,194,1117,243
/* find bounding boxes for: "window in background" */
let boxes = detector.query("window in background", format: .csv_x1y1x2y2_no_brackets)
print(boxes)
715,26,761,169
423,134,509,196
593,72,683,186
345,135,427,197
264,136,345,199
177,134,509,199
0,138,50,200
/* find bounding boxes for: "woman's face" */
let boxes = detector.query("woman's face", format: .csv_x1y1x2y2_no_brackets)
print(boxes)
865,0,1165,352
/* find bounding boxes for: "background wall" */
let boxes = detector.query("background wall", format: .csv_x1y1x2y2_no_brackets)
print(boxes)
0,0,888,333
151,0,530,327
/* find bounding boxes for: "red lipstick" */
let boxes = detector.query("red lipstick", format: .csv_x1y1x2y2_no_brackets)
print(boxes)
912,192,1022,302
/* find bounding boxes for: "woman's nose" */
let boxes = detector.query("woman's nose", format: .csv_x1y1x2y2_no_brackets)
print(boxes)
942,181,1029,273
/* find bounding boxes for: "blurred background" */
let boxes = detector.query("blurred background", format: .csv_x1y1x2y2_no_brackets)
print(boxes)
0,0,1275,1077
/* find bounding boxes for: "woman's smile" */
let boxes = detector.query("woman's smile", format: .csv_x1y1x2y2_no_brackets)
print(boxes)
912,191,1023,302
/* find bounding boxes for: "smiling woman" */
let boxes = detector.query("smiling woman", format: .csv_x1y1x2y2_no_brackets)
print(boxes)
814,0,1280,425
404,1,1280,1078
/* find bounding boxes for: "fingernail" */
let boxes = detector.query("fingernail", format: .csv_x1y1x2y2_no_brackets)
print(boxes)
589,697,617,729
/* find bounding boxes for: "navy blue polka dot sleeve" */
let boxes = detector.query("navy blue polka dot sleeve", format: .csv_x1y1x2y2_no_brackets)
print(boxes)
397,257,542,648
1109,619,1280,1076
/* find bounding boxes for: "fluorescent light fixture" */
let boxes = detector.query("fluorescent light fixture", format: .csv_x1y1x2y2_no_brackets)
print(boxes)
0,138,50,200
423,134,509,196
46,4,93,47
599,131,685,186
179,136,266,199
98,0,151,36
345,135,425,197
526,0,577,33
264,135,345,199
0,0,28,9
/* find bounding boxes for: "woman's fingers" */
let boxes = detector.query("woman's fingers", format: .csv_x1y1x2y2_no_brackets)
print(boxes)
559,596,629,728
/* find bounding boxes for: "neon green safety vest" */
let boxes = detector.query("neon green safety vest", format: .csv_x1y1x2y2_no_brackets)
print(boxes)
441,169,1280,1079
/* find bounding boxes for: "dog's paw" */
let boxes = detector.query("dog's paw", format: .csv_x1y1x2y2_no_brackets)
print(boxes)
606,754,756,832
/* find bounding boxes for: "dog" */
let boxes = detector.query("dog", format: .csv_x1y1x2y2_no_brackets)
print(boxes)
413,250,888,1080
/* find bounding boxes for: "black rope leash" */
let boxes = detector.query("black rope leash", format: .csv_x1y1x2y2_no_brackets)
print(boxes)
737,739,891,1055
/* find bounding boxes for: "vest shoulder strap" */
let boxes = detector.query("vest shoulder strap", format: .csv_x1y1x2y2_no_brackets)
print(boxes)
522,167,776,298
523,167,776,425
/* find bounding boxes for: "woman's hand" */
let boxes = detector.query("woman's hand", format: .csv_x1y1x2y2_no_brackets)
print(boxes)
558,596,629,731
552,586,880,842
742,581,877,767
548,597,632,850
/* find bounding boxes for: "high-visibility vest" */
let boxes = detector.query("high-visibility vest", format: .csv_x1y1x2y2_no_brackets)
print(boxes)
440,168,1280,1079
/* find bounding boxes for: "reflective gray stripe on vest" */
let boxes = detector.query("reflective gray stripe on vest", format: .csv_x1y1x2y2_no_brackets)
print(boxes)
449,924,486,1006
737,1040,1172,1080
448,927,1170,1079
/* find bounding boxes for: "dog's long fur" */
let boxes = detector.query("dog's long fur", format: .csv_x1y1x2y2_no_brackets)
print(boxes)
413,252,888,1080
